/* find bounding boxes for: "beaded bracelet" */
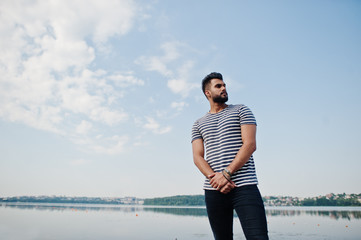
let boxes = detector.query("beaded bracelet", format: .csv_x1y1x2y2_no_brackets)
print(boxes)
222,170,232,183
224,168,232,177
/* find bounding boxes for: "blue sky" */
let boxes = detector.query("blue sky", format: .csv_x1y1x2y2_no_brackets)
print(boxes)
0,0,360,198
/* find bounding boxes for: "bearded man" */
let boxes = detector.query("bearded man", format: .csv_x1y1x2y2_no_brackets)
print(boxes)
191,72,269,240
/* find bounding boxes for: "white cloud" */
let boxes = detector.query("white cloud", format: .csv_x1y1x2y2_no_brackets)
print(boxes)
136,42,198,97
148,97,156,104
171,101,188,111
0,0,140,154
108,73,145,87
135,55,172,76
144,117,172,135
167,78,188,96
167,61,198,97
161,42,181,62
92,135,130,155
133,136,149,147
76,120,93,135
135,41,183,77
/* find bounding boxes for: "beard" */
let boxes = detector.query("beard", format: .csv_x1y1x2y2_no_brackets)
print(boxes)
213,94,228,103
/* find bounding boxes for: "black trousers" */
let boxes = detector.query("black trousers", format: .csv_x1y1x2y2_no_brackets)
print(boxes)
205,185,269,240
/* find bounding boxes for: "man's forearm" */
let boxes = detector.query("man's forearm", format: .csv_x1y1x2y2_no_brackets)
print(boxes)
194,156,214,179
227,142,256,174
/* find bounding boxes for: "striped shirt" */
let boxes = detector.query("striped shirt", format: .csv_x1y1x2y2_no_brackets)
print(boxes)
191,104,258,190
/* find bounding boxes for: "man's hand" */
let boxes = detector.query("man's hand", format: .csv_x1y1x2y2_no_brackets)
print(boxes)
220,182,236,194
208,172,236,194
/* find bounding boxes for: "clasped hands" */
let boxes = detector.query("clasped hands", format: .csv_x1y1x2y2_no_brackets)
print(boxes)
208,172,236,194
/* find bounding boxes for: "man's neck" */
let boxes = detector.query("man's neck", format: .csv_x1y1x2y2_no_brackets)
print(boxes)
209,103,228,114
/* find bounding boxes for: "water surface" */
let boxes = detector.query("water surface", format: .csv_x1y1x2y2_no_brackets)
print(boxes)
1,203,360,239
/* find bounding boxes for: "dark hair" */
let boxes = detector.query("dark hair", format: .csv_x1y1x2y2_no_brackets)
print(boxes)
202,72,223,95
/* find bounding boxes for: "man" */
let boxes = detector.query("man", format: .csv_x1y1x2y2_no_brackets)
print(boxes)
191,72,268,240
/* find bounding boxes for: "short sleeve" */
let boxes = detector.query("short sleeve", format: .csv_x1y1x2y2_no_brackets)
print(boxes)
238,105,257,125
191,121,202,143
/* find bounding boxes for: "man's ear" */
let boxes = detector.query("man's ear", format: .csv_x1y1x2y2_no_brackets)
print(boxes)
205,90,211,99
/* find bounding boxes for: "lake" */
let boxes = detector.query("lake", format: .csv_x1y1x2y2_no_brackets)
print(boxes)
0,203,360,239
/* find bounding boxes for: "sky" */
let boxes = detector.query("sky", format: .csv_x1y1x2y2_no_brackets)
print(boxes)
0,0,360,199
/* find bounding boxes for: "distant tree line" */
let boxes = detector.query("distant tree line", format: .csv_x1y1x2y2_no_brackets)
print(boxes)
143,195,205,206
144,193,361,206
2,193,360,206
302,194,361,206
0,196,124,205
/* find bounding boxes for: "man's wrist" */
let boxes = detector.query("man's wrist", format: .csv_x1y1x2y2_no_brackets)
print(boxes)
224,167,232,176
207,172,215,180
222,170,232,183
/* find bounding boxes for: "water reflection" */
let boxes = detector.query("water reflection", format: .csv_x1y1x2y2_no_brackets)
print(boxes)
266,208,361,220
0,203,143,213
1,203,360,220
143,206,208,217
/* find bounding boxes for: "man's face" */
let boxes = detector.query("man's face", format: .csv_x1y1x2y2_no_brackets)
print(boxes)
207,79,228,103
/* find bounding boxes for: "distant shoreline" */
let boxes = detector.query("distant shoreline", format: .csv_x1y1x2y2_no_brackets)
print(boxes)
1,193,360,207
2,202,361,209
